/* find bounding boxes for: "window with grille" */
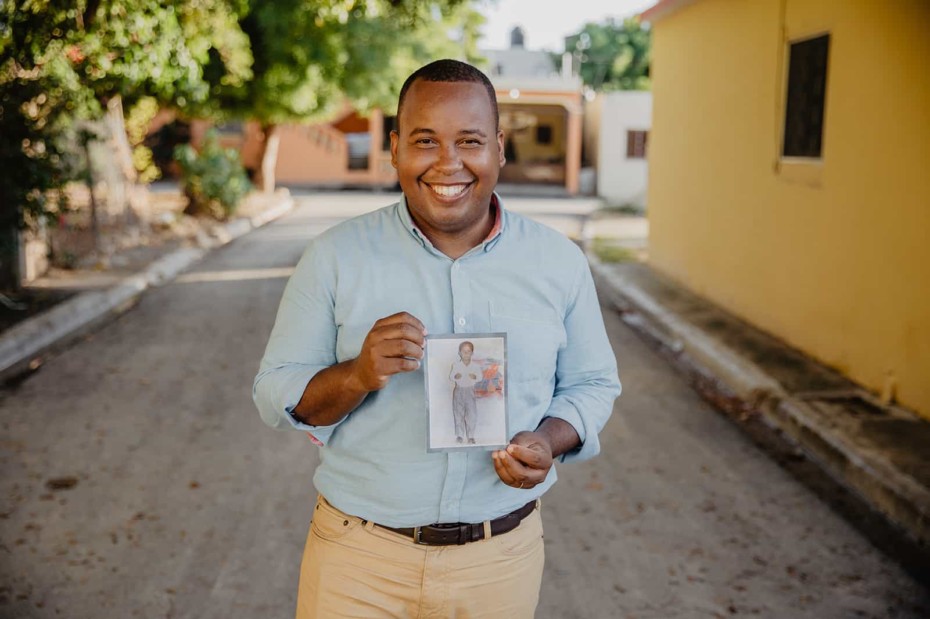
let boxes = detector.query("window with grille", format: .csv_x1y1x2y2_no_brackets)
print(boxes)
627,130,648,159
782,34,830,158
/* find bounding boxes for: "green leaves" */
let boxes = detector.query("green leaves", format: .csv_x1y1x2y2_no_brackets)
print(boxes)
174,130,251,218
228,0,480,123
0,0,479,229
565,17,651,92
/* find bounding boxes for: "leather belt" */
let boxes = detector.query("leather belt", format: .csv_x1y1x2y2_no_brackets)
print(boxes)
371,500,537,546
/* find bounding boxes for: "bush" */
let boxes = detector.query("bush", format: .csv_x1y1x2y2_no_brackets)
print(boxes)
174,130,250,219
591,238,638,263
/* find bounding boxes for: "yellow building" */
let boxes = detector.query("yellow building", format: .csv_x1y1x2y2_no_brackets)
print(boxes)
642,0,930,418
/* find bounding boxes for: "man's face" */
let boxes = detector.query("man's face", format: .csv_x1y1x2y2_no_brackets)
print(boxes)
391,80,505,242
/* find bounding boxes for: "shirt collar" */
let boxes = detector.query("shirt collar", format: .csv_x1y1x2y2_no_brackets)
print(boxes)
398,192,506,255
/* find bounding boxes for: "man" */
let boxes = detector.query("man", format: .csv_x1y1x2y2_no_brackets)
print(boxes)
253,59,621,618
449,340,480,444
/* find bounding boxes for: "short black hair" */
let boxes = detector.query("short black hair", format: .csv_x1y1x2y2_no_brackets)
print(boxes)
396,59,499,131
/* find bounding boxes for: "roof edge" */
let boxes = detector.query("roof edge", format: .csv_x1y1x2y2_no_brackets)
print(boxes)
640,0,700,23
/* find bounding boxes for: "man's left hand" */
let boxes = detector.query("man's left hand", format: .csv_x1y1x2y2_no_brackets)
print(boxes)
492,431,553,490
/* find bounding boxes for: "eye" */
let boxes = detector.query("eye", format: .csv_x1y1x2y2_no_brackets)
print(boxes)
415,138,436,146
460,138,483,147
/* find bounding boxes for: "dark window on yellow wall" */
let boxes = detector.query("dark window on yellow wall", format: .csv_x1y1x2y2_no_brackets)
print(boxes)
627,130,648,159
536,125,553,145
783,34,830,158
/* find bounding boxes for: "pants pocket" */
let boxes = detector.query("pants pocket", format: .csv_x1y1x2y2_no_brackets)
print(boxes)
491,508,544,556
310,496,363,542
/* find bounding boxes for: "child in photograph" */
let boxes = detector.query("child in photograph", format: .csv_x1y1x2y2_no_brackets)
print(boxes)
449,341,480,444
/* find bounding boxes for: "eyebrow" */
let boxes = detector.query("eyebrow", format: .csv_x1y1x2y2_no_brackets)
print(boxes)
408,128,488,138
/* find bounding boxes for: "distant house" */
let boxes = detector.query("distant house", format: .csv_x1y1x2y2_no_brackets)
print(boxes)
194,26,586,193
486,27,585,194
219,108,396,189
585,91,652,208
642,0,930,418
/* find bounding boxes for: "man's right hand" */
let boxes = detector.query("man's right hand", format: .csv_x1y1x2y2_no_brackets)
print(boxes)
349,312,427,392
292,312,426,428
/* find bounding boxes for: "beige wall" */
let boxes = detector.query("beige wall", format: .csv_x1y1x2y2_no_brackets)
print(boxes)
236,110,395,187
495,88,584,193
507,107,567,165
648,0,930,416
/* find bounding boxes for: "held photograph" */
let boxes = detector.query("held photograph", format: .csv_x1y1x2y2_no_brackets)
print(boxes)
424,333,508,452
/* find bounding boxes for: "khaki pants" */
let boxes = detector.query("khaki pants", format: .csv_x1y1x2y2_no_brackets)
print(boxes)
296,496,545,618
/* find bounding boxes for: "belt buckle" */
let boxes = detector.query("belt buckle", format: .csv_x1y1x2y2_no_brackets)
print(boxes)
413,526,428,545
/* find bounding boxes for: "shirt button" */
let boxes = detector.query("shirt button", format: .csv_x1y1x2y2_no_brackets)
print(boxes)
458,318,466,326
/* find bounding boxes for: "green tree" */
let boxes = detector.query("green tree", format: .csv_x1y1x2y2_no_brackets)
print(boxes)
0,0,252,289
228,0,481,191
565,17,650,92
1,0,481,288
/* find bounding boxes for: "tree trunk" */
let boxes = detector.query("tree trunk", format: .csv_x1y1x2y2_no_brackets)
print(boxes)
0,217,22,292
81,137,101,253
257,123,280,194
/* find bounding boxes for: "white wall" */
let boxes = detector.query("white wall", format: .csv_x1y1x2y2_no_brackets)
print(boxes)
596,91,652,208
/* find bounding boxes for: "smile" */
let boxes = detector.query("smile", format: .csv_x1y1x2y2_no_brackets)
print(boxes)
426,183,471,198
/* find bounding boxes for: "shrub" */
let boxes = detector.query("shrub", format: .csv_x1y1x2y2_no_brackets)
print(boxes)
174,130,250,219
591,238,638,263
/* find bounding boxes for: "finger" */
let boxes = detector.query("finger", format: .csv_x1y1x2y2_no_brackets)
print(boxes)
506,443,548,470
497,449,533,482
375,357,420,376
492,451,518,486
374,312,427,335
371,322,426,347
374,339,424,361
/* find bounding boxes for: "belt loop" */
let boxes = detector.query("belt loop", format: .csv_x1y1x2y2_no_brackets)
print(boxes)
364,519,375,532
482,520,492,540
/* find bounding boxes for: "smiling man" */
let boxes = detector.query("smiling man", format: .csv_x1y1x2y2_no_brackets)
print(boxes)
253,59,621,618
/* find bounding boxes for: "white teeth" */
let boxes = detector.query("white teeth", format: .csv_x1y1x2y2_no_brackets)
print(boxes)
430,184,467,197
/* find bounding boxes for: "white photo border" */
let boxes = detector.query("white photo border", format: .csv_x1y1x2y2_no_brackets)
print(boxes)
424,332,509,453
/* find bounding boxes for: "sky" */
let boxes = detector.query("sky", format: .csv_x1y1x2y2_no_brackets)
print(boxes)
477,0,657,52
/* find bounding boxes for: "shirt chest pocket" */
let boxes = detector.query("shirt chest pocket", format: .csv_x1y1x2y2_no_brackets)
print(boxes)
490,308,565,383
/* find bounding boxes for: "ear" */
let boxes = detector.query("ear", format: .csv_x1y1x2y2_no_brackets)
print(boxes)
497,130,506,166
390,130,399,168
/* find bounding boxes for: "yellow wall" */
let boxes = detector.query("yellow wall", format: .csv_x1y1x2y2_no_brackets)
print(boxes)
648,0,930,417
507,108,567,164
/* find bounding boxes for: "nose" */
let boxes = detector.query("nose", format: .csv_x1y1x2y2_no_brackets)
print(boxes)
433,144,463,174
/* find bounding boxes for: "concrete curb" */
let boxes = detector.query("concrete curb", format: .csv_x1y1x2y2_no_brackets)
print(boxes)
589,259,930,549
591,261,787,404
0,195,295,382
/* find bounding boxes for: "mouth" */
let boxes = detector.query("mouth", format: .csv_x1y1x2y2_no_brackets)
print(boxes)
423,181,473,200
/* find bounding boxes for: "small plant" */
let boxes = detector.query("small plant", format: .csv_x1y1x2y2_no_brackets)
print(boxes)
598,202,645,216
174,130,250,219
591,238,638,264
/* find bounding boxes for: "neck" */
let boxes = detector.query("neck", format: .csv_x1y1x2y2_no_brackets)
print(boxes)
407,201,495,260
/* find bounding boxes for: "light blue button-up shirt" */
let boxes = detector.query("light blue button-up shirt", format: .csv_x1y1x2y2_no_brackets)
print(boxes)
253,195,621,527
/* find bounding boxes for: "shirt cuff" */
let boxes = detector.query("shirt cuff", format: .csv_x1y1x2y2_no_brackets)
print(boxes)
542,399,590,463
282,390,344,447
253,364,344,445
284,407,340,445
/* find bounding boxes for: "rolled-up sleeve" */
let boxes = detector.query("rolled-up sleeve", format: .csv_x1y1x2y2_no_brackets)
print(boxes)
252,241,345,445
544,257,621,463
